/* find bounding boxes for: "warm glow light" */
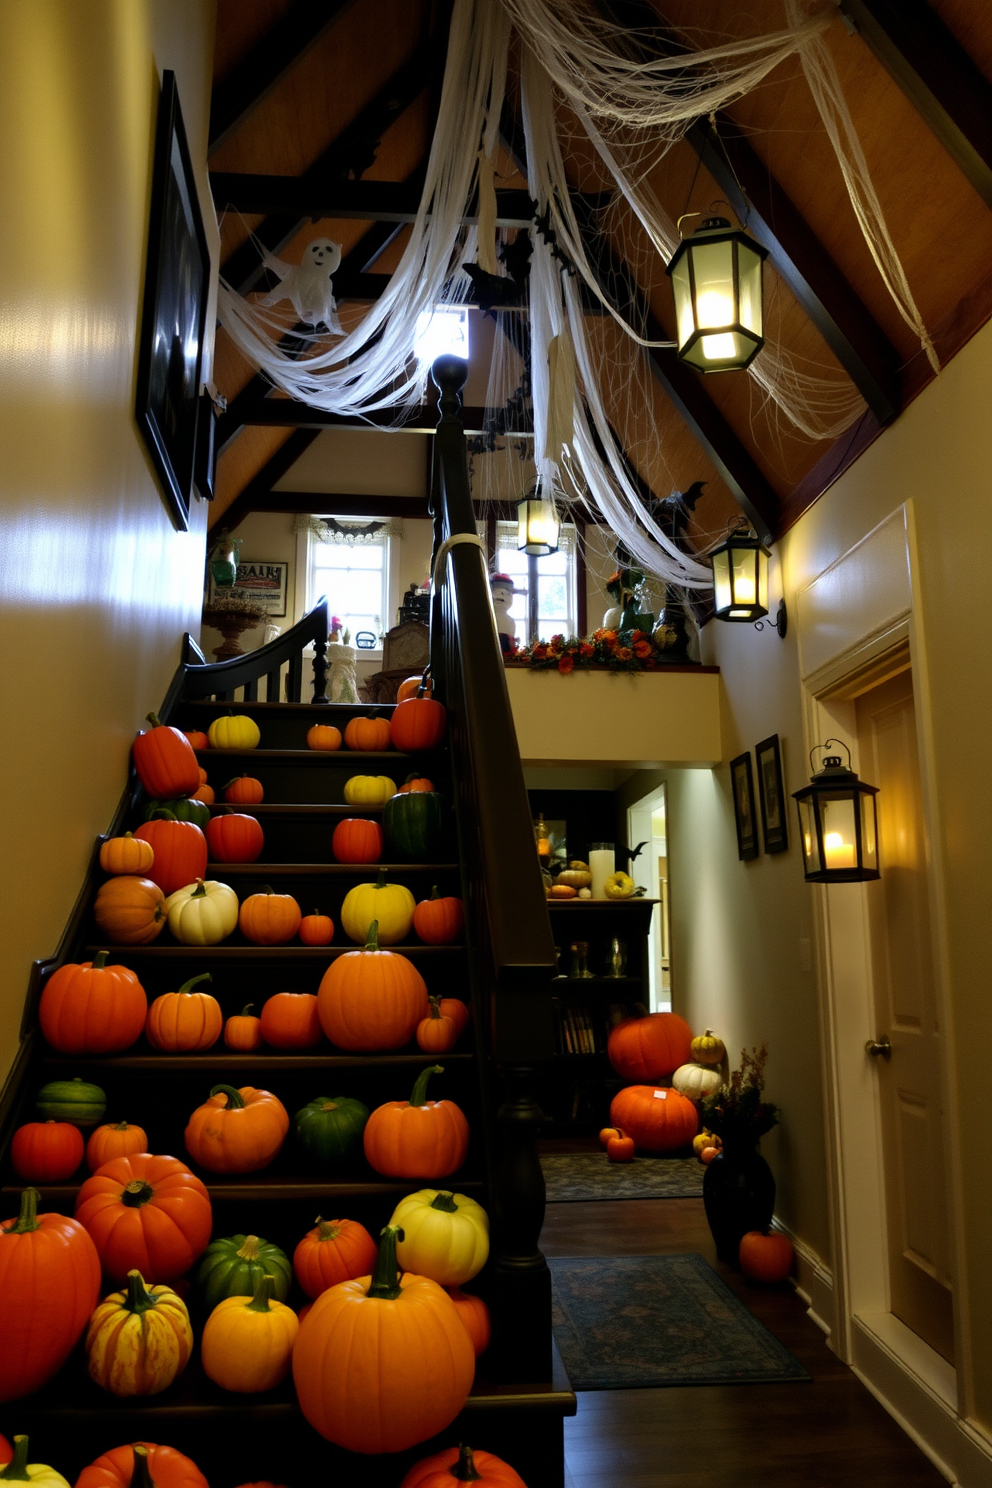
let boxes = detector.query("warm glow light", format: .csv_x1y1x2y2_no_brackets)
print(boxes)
696,290,734,330
823,832,856,869
702,333,737,361
733,575,756,603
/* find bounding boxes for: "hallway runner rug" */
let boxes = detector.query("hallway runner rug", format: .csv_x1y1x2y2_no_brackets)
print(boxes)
549,1253,811,1388
541,1153,703,1202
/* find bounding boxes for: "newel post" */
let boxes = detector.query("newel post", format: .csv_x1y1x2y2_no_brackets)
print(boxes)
489,1062,552,1380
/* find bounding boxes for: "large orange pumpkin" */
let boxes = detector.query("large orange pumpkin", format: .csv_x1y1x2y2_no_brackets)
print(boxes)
317,920,429,1051
259,992,322,1049
331,817,383,864
206,810,265,863
396,675,432,704
93,877,166,945
76,1443,208,1488
292,1224,474,1453
145,974,223,1051
389,696,447,752
344,715,392,751
607,1012,694,1082
132,714,201,799
0,1188,102,1402
134,813,207,897
292,1216,378,1299
184,1084,290,1173
609,1085,699,1153
363,1065,469,1179
74,1153,213,1284
10,1122,84,1182
239,888,302,944
39,951,148,1055
400,1445,525,1488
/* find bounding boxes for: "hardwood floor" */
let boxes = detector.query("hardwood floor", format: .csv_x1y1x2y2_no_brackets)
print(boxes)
540,1184,948,1488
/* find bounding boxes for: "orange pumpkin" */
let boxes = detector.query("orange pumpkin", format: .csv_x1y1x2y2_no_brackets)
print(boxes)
363,1065,469,1179
299,910,334,945
307,724,342,752
260,992,322,1049
184,1085,290,1173
86,1122,148,1172
331,817,383,864
145,974,223,1051
192,784,216,804
606,1128,635,1162
223,1004,264,1051
93,877,166,945
444,1287,490,1357
292,1216,378,1299
416,997,458,1054
74,1153,213,1284
549,884,576,899
739,1229,794,1283
412,887,464,944
99,833,156,877
133,813,208,897
198,766,209,784
132,714,200,799
598,1126,620,1149
292,1224,474,1453
206,811,265,863
317,920,429,1051
609,1085,699,1153
607,1012,694,1082
396,674,432,703
39,951,148,1055
200,1272,298,1393
76,1443,207,1488
184,730,210,751
397,773,436,793
401,1445,525,1488
390,696,447,752
438,997,470,1038
10,1121,84,1182
239,887,302,944
223,775,264,804
344,715,392,751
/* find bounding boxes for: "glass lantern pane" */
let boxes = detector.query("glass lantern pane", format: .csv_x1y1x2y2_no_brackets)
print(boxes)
820,794,858,871
737,243,763,335
690,239,736,330
797,797,821,874
670,256,696,350
860,793,878,871
730,548,759,608
756,545,769,612
712,547,733,612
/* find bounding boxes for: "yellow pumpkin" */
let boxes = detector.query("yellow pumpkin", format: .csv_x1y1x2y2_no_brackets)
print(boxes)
343,775,398,807
201,1272,298,1392
164,879,240,945
340,871,415,945
557,869,592,889
692,1130,721,1157
0,1438,69,1488
672,1062,723,1100
389,1189,490,1287
690,1028,726,1065
603,871,636,899
85,1270,193,1396
207,715,261,751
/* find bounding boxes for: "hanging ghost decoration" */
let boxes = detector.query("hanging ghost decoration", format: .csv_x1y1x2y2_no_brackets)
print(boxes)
260,238,343,332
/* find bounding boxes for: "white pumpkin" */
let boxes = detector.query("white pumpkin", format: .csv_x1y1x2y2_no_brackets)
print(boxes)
165,879,239,945
672,1062,722,1100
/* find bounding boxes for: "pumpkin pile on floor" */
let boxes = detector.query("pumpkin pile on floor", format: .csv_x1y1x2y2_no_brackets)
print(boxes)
0,707,533,1485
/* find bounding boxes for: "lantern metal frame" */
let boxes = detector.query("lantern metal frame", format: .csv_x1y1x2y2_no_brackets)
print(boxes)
516,489,560,557
709,524,771,623
666,215,768,373
792,738,881,884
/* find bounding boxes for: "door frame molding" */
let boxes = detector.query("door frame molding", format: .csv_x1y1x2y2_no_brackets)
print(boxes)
796,502,991,1486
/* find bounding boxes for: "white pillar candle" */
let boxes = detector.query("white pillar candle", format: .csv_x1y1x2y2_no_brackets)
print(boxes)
589,843,615,900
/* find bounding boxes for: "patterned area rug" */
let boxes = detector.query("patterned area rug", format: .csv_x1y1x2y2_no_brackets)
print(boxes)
541,1152,704,1202
549,1253,810,1389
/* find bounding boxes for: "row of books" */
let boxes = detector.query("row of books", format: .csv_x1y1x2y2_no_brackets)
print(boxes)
552,999,634,1055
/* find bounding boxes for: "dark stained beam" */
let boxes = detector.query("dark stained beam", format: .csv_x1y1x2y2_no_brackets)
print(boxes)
212,176,558,228
213,429,321,534
226,491,431,519
209,1,358,155
227,399,531,437
684,117,901,424
838,0,992,210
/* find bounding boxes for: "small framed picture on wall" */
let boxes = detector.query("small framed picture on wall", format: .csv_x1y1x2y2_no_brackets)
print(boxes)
755,733,789,854
730,752,759,861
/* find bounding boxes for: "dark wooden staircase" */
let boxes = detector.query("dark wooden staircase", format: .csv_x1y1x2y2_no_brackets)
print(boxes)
0,360,573,1487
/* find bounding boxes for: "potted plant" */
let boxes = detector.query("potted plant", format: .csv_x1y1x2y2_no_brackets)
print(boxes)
699,1045,780,1264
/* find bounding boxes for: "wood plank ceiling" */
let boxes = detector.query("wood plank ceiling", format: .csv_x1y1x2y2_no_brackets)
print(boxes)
207,0,992,551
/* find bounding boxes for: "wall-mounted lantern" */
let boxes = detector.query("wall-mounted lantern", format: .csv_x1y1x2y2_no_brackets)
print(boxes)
666,216,767,373
709,523,787,636
792,740,880,883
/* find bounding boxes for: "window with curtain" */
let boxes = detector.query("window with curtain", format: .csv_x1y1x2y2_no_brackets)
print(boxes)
296,516,401,650
494,521,578,644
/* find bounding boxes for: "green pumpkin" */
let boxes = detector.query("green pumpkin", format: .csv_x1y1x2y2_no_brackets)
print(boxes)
294,1095,370,1164
382,790,446,861
144,796,211,829
36,1077,106,1126
195,1233,292,1312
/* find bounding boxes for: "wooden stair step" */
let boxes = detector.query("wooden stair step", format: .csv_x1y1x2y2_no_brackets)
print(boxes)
205,862,459,874
5,1176,486,1203
40,1051,476,1072
196,748,421,760
85,943,464,959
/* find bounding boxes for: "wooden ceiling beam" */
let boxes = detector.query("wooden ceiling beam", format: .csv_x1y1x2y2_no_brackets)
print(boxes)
838,0,992,211
209,1,359,155
226,492,432,518
214,429,321,534
227,399,532,437
211,176,549,226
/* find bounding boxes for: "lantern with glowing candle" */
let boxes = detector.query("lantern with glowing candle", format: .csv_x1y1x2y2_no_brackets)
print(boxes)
517,488,560,557
666,216,767,373
792,741,880,883
710,526,770,623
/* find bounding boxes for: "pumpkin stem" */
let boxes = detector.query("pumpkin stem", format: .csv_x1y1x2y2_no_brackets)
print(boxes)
0,1436,33,1481
209,1083,246,1110
315,1218,340,1242
245,1271,277,1313
366,1225,405,1300
409,1063,443,1107
146,713,163,729
262,884,275,895
429,884,442,900
112,1120,132,1131
430,1191,459,1214
237,1235,261,1262
364,919,382,953
190,879,207,899
428,996,443,1020
7,1187,40,1233
449,1445,483,1482
239,1003,255,1017
178,972,213,995
129,1446,156,1488
375,869,387,890
121,1180,154,1208
123,1269,157,1315
222,777,243,790
92,950,110,969
150,808,178,821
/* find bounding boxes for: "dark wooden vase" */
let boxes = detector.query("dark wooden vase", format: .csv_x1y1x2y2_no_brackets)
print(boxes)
702,1140,776,1264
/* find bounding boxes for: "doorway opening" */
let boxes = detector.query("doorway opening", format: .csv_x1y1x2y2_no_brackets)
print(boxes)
627,782,672,1012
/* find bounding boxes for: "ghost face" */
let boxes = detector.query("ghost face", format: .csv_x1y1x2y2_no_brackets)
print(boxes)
306,238,342,275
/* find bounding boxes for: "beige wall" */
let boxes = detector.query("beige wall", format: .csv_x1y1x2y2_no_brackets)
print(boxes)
0,0,217,1083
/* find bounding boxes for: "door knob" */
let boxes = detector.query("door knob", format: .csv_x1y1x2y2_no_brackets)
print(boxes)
865,1036,892,1060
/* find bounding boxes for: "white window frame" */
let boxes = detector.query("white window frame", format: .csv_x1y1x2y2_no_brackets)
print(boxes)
494,519,579,645
295,517,403,658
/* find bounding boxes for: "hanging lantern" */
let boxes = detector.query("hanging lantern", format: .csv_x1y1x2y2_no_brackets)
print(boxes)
666,216,767,373
792,741,880,883
517,490,560,557
710,527,770,622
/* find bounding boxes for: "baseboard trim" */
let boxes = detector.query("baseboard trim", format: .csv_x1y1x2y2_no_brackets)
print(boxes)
852,1315,992,1488
772,1215,834,1340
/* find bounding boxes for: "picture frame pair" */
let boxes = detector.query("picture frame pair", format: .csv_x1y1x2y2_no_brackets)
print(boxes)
731,735,788,861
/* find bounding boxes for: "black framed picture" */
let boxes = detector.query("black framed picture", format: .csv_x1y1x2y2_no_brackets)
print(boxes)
730,751,759,861
135,71,211,531
755,733,789,854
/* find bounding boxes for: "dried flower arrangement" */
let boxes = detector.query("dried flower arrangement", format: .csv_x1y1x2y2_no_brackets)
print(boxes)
701,1044,780,1144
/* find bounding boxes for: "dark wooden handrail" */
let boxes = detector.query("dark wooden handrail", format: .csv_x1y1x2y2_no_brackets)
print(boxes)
173,598,330,705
